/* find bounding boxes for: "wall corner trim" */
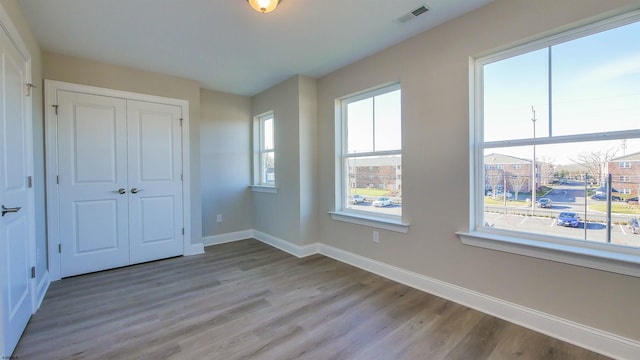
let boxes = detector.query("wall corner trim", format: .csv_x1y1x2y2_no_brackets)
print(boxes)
204,229,640,360
185,243,205,256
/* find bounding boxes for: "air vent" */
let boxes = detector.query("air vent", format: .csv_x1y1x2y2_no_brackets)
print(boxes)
396,4,430,24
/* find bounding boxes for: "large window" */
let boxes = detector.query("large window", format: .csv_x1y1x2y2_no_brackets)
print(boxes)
464,11,640,275
336,83,402,222
254,112,275,187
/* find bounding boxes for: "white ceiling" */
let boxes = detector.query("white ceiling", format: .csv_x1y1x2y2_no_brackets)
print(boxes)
19,0,492,96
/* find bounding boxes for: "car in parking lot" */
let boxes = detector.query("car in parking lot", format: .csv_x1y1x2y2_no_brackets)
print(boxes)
372,197,392,207
626,197,639,204
557,211,580,227
591,194,622,201
536,197,552,208
351,194,365,204
629,217,639,235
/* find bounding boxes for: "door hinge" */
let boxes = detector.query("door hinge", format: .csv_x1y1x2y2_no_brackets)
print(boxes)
27,176,33,188
181,174,183,181
179,118,183,126
25,83,37,97
31,266,36,278
56,175,59,184
52,104,59,115
58,244,62,253
182,228,184,235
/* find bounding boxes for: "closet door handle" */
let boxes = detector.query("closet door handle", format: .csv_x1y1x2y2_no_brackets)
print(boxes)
115,188,126,194
130,188,143,194
2,205,21,217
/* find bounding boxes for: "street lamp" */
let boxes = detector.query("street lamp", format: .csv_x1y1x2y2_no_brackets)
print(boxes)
531,106,537,214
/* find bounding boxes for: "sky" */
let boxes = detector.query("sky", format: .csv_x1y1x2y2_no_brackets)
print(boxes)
482,19,640,165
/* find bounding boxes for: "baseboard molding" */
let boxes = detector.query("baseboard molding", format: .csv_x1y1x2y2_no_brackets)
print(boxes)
252,230,318,258
201,229,640,359
184,242,204,256
34,270,50,310
203,230,254,247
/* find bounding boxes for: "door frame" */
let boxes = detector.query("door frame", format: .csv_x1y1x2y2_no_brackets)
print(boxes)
0,3,37,355
44,80,192,281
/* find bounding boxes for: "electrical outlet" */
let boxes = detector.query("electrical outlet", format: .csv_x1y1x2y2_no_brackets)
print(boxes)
372,230,380,243
216,214,222,223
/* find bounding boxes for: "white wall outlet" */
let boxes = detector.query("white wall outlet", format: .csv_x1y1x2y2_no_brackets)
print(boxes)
372,230,380,243
216,214,222,223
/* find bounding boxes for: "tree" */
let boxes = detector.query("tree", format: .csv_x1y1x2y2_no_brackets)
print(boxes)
486,168,503,199
509,176,527,201
570,149,618,185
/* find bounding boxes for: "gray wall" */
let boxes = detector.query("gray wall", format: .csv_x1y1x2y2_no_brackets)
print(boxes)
315,0,640,340
200,89,253,237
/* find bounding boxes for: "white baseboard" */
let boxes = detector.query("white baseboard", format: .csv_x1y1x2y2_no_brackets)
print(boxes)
203,230,254,247
201,229,640,360
34,270,50,310
184,242,204,256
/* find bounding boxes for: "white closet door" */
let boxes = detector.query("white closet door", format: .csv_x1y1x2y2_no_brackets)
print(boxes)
127,100,183,264
57,91,129,277
0,25,34,356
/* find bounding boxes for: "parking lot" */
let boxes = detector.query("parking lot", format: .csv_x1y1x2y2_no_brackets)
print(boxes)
485,212,640,247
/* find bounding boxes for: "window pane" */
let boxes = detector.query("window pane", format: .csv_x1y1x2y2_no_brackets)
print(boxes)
482,139,640,248
261,151,275,184
347,98,374,153
483,49,550,142
374,89,401,151
346,155,401,216
552,21,640,136
263,117,274,150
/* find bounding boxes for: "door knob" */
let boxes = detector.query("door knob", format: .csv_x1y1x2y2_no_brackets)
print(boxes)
115,188,126,194
130,188,143,194
1,205,21,217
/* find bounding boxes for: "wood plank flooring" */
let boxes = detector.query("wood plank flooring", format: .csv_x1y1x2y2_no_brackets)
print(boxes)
14,239,610,359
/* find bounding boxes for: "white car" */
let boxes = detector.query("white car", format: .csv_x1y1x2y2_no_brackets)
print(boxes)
351,195,365,204
372,197,392,207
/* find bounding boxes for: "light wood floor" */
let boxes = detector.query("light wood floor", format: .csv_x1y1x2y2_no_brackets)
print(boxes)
14,239,609,359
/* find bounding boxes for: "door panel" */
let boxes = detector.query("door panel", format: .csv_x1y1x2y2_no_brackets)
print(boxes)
0,26,33,357
57,91,129,277
127,100,183,264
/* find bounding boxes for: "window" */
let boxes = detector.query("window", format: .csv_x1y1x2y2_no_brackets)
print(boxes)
620,176,630,183
253,112,275,189
620,162,631,169
461,11,640,276
331,83,407,232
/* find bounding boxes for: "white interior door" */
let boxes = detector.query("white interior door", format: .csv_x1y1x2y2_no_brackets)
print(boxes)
57,91,129,277
0,25,34,357
127,100,183,263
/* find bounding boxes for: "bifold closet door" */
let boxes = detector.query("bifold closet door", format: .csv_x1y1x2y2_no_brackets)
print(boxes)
57,93,184,277
57,91,129,277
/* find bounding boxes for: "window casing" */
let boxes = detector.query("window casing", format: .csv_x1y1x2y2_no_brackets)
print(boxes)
462,11,640,276
331,83,406,231
254,112,275,187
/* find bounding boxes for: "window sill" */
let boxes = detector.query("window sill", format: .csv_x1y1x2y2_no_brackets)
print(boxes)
457,230,640,278
329,211,409,233
250,185,277,194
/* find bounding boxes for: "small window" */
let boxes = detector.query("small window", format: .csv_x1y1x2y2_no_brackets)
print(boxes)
337,83,402,219
253,112,275,187
464,11,640,276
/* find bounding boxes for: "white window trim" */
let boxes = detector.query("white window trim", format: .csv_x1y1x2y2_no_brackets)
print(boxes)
459,10,640,277
331,83,408,231
252,111,276,191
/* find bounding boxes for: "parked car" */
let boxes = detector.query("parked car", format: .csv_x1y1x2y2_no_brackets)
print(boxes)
536,197,552,208
591,194,622,201
557,212,580,228
629,217,639,235
626,197,639,204
372,197,392,207
351,194,365,204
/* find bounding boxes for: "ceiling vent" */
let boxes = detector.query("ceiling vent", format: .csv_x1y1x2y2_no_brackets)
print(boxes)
396,4,430,24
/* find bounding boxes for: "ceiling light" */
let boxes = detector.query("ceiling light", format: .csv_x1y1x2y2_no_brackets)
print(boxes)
247,0,281,13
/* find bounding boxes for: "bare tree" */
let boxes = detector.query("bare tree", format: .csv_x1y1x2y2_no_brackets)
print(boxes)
537,155,555,185
509,176,527,201
570,149,618,185
486,169,503,199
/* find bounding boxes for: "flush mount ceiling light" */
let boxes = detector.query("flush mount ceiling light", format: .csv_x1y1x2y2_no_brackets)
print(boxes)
247,0,281,13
